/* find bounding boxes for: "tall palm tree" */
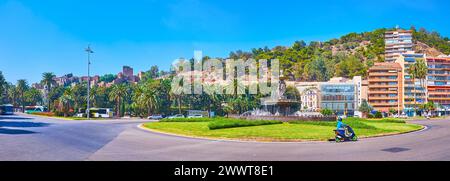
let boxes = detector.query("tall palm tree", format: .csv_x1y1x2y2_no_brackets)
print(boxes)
7,84,18,106
415,59,428,103
16,79,29,112
41,72,56,110
109,84,129,117
407,63,419,114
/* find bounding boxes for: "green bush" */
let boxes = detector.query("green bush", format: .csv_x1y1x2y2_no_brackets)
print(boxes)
374,112,383,118
292,118,377,130
160,118,213,122
320,109,334,116
208,119,282,130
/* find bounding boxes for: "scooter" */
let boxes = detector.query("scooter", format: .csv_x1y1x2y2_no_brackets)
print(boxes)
334,126,358,142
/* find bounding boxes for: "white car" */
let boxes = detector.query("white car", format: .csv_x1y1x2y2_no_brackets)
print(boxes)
167,114,185,119
187,114,204,118
148,115,164,120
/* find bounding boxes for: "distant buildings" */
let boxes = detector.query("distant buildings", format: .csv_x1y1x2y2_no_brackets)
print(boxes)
33,66,144,90
385,29,414,62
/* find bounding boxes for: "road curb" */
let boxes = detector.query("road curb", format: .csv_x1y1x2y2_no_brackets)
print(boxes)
137,123,428,144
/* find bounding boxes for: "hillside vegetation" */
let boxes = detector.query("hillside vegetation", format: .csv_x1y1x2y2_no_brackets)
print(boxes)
225,27,450,82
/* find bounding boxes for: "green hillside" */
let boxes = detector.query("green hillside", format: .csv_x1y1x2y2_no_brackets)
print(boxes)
226,27,450,82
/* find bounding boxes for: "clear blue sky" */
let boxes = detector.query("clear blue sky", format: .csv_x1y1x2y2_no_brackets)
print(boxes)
1,0,450,84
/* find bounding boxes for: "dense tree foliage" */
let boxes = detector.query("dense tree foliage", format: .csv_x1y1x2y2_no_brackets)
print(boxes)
413,27,450,55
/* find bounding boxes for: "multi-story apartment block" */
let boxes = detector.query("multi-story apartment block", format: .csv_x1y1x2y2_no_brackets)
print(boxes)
427,56,450,114
396,52,427,116
368,62,404,112
385,29,413,62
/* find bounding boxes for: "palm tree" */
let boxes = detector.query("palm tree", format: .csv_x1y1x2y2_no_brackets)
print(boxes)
16,79,28,112
7,84,18,106
109,84,129,117
415,59,428,103
59,89,73,117
135,83,159,116
41,72,56,110
170,85,184,114
407,63,419,115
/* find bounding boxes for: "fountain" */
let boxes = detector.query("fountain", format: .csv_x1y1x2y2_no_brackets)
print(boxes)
260,74,300,116
239,74,336,122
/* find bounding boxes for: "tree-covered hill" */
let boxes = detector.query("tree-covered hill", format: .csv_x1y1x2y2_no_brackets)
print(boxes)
226,27,450,82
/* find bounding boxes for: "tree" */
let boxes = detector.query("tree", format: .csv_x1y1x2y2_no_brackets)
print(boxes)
415,59,428,103
408,59,428,114
24,88,43,106
48,86,65,112
407,62,419,113
358,99,373,118
109,84,129,117
0,71,6,104
41,72,56,110
99,74,117,83
58,89,73,117
303,56,334,81
149,65,160,79
16,79,29,112
335,55,368,78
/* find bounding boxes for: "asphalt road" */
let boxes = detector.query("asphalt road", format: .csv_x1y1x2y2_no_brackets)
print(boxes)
1,114,449,161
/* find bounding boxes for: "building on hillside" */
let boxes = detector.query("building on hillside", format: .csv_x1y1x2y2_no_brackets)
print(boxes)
368,62,404,113
385,29,413,62
427,56,450,115
395,52,427,116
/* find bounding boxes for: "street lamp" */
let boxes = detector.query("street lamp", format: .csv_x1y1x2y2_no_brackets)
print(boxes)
85,45,94,119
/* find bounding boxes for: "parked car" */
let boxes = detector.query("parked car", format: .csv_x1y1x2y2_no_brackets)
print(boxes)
148,114,164,120
187,114,204,118
167,114,185,119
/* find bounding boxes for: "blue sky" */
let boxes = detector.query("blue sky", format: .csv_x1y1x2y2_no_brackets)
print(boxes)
1,0,450,84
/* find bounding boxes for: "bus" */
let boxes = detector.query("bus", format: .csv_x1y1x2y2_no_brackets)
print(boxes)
24,106,47,114
0,104,14,115
90,108,113,118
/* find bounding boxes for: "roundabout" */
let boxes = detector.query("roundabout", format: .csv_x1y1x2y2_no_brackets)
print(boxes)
140,118,424,142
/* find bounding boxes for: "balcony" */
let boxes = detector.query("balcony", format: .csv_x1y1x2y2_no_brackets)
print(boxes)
370,102,399,107
369,97,398,100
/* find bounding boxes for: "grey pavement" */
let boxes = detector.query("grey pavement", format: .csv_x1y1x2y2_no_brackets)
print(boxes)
1,114,449,161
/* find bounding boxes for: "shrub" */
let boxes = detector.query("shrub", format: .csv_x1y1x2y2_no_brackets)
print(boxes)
208,119,282,130
374,112,383,118
31,112,55,117
320,109,334,116
291,118,377,130
160,118,213,122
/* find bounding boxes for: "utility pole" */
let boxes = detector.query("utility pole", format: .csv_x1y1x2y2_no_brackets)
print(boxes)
85,45,94,120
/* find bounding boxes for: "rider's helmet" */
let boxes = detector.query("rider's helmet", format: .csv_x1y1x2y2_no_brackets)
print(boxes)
338,117,343,122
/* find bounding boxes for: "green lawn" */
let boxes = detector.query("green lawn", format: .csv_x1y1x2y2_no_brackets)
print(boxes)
143,118,423,142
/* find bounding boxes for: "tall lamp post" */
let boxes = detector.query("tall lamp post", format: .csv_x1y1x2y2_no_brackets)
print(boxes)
85,45,94,119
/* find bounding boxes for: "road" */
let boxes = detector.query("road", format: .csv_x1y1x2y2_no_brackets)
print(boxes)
1,114,449,161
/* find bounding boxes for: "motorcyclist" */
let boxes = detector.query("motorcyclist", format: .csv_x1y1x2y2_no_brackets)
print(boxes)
336,117,346,136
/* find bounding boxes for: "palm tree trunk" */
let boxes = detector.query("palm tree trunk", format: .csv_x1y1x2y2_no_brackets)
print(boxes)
413,78,417,116
117,98,121,118
177,96,182,114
